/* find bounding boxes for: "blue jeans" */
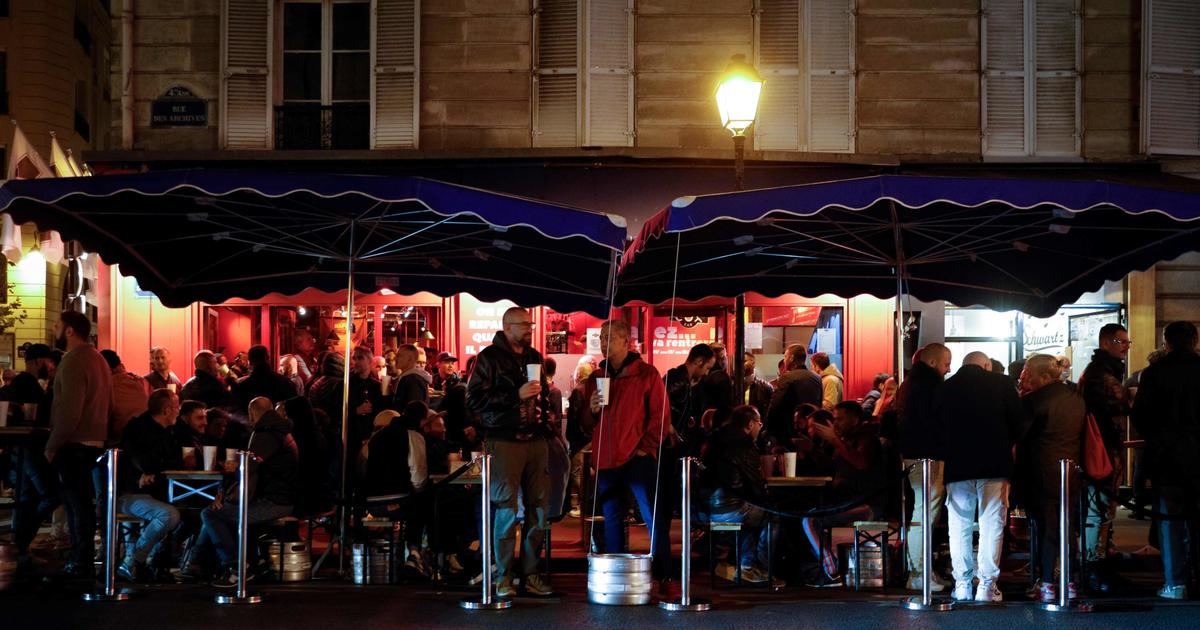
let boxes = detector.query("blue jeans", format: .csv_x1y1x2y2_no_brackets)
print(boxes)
706,500,778,569
596,455,671,579
116,494,181,564
1157,485,1194,588
200,498,293,568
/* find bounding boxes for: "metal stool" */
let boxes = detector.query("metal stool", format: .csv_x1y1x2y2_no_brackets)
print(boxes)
709,522,744,587
361,518,400,584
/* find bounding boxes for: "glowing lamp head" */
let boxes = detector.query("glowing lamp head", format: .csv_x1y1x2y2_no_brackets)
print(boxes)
715,54,764,137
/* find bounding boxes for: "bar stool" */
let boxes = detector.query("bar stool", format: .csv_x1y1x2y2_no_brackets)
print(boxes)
709,522,743,587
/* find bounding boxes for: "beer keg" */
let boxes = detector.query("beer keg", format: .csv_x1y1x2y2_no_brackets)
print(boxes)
264,540,312,582
587,553,653,605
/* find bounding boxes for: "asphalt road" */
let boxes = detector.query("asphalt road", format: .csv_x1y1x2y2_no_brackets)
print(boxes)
5,573,1199,630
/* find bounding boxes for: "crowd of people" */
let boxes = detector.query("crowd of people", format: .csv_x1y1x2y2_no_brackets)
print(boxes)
3,308,1199,607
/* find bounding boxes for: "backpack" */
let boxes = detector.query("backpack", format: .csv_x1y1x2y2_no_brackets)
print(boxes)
1081,412,1113,480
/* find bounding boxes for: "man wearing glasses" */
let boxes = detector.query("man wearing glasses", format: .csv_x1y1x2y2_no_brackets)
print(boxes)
466,307,554,598
1077,322,1132,594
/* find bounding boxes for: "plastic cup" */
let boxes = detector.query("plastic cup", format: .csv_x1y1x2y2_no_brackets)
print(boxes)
181,446,196,468
782,452,797,477
448,452,462,470
470,451,483,475
760,455,777,479
202,445,218,471
526,363,541,382
595,377,611,406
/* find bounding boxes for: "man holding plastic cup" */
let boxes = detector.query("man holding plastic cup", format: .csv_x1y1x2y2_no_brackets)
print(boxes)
579,319,673,595
466,307,554,599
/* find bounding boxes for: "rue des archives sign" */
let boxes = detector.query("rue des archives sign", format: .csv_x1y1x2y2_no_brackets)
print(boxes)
151,86,208,127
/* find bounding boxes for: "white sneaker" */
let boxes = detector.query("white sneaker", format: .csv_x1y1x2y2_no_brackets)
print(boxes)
975,579,1002,602
906,574,947,592
952,580,974,601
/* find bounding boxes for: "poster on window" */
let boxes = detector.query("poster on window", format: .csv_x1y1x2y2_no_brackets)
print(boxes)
649,316,717,372
458,294,517,359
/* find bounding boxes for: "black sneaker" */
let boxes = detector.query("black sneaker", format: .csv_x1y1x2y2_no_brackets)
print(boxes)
212,567,254,589
805,572,843,588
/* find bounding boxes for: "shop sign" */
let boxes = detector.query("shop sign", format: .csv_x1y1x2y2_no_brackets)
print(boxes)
458,295,516,358
1023,314,1068,356
649,316,716,372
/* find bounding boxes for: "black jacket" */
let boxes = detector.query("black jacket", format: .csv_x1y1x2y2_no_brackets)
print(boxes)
1078,349,1129,452
702,424,769,510
119,413,183,500
765,368,823,447
365,420,415,496
1017,381,1085,505
665,365,706,455
702,368,735,428
938,364,1028,484
896,361,945,460
181,370,233,411
1131,350,1200,488
234,364,299,410
744,375,774,421
465,331,550,440
247,410,298,506
392,369,431,411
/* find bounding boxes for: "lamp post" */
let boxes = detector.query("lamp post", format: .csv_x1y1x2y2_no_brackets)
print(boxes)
715,54,763,400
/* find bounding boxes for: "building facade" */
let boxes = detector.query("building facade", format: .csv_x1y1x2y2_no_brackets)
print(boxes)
85,0,1200,393
0,0,112,362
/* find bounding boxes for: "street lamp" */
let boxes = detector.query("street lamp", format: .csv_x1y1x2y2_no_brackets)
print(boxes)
715,54,762,402
715,54,763,191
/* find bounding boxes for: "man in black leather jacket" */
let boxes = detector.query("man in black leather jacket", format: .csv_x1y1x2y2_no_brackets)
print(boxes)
465,307,553,598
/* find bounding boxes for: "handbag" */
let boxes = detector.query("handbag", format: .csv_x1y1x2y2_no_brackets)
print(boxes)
1082,412,1114,480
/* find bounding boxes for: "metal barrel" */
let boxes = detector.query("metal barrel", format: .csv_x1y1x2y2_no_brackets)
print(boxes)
588,553,653,606
264,540,312,582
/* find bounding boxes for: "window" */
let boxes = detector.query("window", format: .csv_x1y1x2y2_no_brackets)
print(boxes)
74,80,91,141
0,0,9,18
754,0,855,153
1142,0,1200,155
533,0,633,147
982,0,1080,157
74,0,92,54
276,0,370,149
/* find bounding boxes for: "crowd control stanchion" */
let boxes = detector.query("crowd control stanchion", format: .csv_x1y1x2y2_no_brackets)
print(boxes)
902,459,952,612
461,454,510,610
84,449,130,602
216,450,262,605
1042,459,1093,613
661,456,710,612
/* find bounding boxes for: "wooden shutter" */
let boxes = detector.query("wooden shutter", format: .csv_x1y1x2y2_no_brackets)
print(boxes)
755,0,802,151
584,0,633,146
982,0,1027,156
221,0,272,149
806,0,854,152
1033,0,1079,155
534,0,579,147
1144,0,1200,155
372,0,418,149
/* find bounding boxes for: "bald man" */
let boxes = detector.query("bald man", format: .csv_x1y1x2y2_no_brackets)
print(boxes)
897,342,952,593
466,306,553,598
937,351,1028,603
196,396,298,586
180,349,233,411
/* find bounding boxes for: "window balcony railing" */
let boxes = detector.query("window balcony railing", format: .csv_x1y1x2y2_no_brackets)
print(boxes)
274,102,369,150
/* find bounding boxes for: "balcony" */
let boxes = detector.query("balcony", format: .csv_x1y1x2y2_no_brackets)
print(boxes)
274,103,369,150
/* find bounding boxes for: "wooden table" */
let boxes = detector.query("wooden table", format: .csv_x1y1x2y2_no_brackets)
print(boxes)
767,476,832,487
162,470,224,503
427,472,481,486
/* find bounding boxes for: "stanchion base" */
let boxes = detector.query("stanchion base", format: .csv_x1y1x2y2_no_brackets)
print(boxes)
215,594,263,605
660,598,712,612
902,596,954,611
82,591,131,602
1041,601,1094,613
460,598,513,610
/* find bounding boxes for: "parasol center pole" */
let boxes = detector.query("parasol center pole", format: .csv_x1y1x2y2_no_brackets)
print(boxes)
338,221,356,575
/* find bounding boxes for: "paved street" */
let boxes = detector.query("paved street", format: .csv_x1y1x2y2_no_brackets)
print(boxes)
4,572,1199,630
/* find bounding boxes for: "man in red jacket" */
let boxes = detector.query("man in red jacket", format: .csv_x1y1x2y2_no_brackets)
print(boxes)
580,319,672,591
